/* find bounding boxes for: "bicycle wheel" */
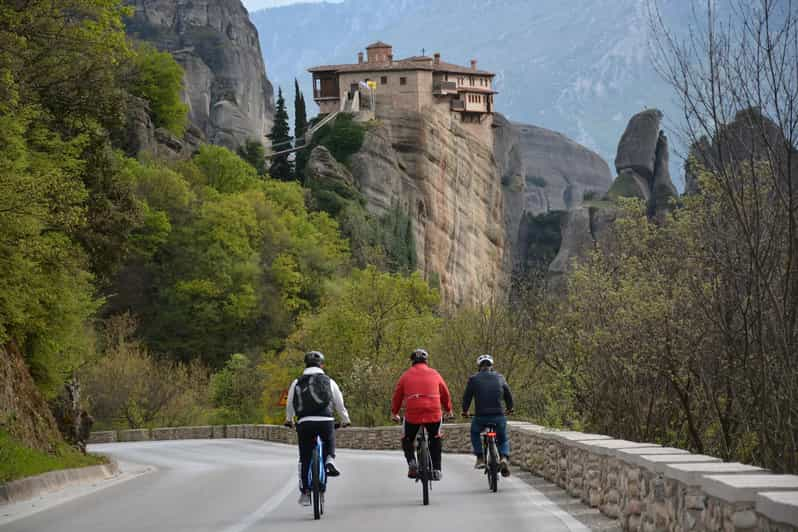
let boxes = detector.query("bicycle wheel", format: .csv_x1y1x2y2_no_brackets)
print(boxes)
418,437,430,505
311,451,321,519
487,439,499,493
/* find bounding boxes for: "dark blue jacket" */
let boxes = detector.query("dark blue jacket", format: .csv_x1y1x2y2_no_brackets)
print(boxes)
461,369,514,416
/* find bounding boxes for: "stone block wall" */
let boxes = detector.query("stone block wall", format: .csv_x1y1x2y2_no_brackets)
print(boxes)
88,423,798,531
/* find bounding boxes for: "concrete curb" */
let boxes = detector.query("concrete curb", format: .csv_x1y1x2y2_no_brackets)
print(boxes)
0,459,120,505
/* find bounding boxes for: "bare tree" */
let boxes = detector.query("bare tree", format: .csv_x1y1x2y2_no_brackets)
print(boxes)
649,0,798,471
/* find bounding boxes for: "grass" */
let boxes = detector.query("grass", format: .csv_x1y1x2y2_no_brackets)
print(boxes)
0,430,107,483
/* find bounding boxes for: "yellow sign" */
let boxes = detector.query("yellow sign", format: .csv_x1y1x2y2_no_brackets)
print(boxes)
366,80,377,90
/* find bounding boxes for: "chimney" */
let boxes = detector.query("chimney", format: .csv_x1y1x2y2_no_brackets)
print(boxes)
388,54,393,64
433,52,440,65
470,59,477,70
358,52,364,64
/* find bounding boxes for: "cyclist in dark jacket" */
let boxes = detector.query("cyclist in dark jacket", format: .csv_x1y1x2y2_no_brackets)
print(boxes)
461,354,513,476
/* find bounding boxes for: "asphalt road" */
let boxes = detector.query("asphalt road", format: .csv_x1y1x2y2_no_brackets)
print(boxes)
1,439,590,532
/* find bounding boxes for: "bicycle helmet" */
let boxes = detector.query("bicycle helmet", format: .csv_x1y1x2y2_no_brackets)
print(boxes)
304,350,325,367
476,354,494,367
410,348,429,364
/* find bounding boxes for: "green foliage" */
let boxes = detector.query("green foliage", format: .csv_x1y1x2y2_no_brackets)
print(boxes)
379,204,417,273
209,354,266,424
268,87,294,181
237,139,268,176
128,43,188,136
287,267,440,425
0,81,99,398
518,211,562,274
525,175,547,188
310,114,366,166
192,145,260,193
133,155,348,366
0,430,106,483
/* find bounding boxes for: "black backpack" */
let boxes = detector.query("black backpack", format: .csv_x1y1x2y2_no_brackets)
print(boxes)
293,373,333,417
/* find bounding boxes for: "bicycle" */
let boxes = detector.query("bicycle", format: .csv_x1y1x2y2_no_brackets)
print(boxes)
286,422,345,520
463,413,505,493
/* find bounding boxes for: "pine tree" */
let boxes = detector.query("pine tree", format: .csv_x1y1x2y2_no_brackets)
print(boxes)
268,86,294,181
294,79,309,182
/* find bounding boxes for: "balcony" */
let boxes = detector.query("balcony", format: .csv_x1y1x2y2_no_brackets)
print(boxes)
314,89,340,100
433,80,458,95
450,99,465,111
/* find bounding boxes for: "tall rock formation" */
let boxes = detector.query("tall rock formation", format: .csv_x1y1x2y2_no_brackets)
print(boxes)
493,113,613,277
350,108,506,304
124,0,274,150
548,109,680,285
609,109,677,216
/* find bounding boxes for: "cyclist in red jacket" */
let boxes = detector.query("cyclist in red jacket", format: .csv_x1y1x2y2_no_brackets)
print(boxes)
391,348,453,481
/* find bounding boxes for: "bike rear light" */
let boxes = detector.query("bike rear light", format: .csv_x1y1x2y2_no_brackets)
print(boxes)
487,432,496,437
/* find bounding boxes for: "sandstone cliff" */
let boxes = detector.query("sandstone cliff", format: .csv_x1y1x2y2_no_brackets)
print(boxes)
124,0,274,150
350,109,506,304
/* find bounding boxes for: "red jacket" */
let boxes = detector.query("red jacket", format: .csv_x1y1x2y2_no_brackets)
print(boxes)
391,363,453,424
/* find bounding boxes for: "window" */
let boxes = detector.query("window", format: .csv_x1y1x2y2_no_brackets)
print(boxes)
381,76,388,85
400,77,407,85
469,76,474,86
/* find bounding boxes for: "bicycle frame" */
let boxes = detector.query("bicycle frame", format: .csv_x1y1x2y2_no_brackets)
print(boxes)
308,435,326,519
415,425,433,505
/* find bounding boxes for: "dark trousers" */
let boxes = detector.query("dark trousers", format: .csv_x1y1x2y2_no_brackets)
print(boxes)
402,420,442,470
297,420,335,493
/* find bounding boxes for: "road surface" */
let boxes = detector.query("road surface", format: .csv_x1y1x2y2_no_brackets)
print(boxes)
0,439,591,532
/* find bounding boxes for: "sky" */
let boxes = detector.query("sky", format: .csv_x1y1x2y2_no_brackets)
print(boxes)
242,0,341,12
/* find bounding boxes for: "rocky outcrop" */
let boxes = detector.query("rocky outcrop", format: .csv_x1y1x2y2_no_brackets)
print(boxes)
350,108,506,304
609,109,678,216
122,96,202,159
0,342,62,453
493,113,612,279
494,114,613,215
548,207,594,277
306,146,354,186
124,0,274,150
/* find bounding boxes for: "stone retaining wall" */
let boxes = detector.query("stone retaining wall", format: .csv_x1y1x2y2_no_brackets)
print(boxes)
89,423,798,531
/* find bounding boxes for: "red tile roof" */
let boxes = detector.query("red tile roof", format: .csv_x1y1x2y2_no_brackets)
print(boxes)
366,41,392,49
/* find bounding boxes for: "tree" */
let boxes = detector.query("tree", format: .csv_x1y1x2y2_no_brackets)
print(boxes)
237,139,267,176
128,43,188,136
268,87,294,181
294,79,309,182
649,0,798,472
287,267,440,425
209,354,265,423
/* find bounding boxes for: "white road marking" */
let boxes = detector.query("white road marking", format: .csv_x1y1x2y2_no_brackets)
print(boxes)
219,474,296,532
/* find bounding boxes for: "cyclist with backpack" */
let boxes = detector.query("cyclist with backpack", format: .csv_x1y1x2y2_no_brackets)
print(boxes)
285,351,351,506
390,348,453,481
461,354,514,477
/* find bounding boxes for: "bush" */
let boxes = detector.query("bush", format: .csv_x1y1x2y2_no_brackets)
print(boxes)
129,43,189,136
209,354,266,424
311,114,366,166
82,315,210,429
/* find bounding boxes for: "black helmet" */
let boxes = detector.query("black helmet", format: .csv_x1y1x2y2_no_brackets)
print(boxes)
304,351,325,367
410,348,429,364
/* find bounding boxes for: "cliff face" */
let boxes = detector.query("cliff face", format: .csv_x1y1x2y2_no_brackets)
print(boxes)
0,343,62,453
125,0,274,150
493,113,612,277
350,109,506,304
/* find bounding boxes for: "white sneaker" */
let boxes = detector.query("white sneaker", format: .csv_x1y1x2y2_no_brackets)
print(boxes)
298,492,311,506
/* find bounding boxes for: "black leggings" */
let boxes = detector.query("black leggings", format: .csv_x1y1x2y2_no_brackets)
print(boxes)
402,420,442,470
297,420,335,492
